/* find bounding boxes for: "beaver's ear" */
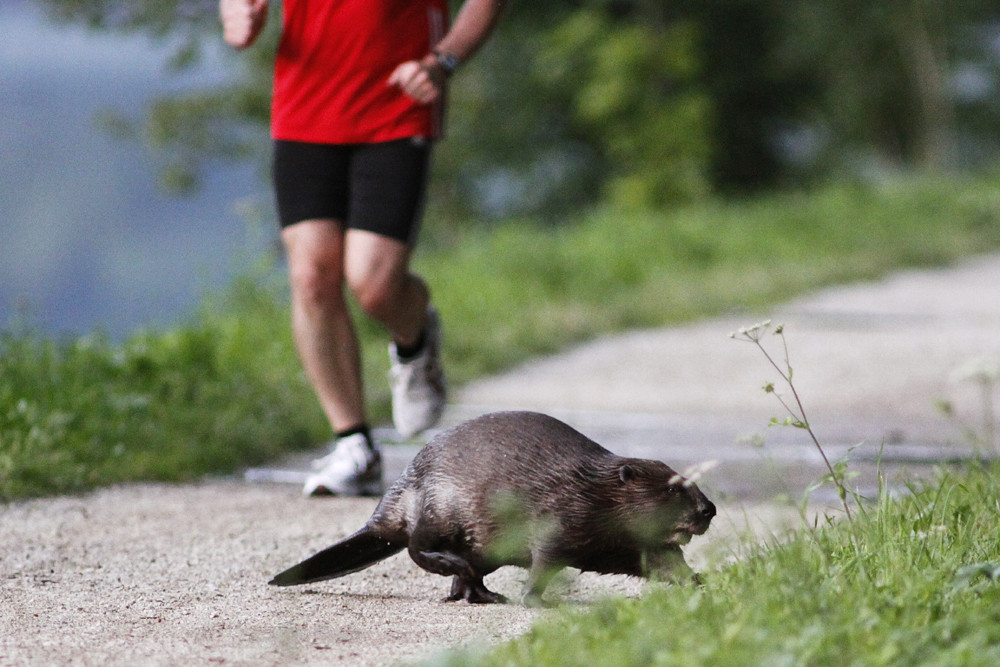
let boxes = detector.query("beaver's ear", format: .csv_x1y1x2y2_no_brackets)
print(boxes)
619,464,636,484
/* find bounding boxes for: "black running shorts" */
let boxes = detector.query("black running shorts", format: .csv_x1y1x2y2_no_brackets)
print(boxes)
273,137,431,245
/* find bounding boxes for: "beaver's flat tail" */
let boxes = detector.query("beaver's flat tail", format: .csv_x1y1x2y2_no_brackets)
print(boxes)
268,527,405,587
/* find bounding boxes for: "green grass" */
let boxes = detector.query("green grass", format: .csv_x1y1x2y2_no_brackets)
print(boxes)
0,274,320,498
432,463,1000,666
2,175,1000,500
423,174,1000,383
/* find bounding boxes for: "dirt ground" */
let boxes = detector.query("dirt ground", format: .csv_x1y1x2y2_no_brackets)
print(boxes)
0,480,802,667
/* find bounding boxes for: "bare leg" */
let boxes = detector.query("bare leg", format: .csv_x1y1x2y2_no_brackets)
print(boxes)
344,229,445,438
343,229,429,348
282,219,365,432
283,223,433,434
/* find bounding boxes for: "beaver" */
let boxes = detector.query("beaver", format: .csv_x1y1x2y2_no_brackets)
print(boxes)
269,411,716,605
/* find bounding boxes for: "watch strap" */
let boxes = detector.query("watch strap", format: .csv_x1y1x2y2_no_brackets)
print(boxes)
433,49,460,76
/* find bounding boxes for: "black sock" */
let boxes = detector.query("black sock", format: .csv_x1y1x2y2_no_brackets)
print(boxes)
393,328,426,361
337,424,372,446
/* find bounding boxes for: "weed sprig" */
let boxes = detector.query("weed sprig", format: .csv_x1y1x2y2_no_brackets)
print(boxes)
731,320,853,521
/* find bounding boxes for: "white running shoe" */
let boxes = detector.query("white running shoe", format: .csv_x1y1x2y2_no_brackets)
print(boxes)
302,433,383,497
389,307,447,438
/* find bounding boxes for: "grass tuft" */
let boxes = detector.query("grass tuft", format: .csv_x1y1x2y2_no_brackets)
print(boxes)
432,464,1000,666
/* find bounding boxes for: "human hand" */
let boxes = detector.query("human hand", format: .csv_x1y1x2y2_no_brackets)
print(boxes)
388,57,446,105
220,0,268,49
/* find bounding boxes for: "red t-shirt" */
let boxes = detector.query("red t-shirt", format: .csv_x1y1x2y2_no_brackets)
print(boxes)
272,0,449,144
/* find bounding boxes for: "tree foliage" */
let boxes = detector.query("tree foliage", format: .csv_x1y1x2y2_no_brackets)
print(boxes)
770,0,999,172
35,0,1000,219
437,3,712,218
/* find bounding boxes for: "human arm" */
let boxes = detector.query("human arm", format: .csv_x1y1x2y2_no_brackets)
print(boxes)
430,0,509,66
220,0,269,50
389,0,509,104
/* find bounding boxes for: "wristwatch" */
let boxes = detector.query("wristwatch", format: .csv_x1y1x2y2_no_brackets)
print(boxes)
433,49,460,76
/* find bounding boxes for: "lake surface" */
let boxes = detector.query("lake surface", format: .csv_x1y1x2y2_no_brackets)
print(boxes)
1,0,275,338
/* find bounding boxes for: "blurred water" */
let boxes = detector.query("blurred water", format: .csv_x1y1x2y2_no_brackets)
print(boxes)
0,0,274,338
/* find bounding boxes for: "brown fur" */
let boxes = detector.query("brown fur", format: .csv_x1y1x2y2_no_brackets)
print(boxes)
270,411,715,605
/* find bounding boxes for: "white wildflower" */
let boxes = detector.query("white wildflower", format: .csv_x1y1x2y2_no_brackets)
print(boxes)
951,357,1000,385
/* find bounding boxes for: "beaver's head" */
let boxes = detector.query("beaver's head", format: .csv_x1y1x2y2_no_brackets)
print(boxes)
612,459,716,548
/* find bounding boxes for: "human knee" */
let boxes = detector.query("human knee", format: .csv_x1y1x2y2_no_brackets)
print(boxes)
288,255,345,308
348,274,400,321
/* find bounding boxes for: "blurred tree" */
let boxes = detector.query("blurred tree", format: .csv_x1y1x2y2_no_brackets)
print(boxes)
35,0,1000,217
772,0,999,174
689,0,811,191
436,2,712,219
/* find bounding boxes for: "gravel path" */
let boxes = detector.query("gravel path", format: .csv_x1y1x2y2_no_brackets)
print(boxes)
1,481,798,666
4,253,999,666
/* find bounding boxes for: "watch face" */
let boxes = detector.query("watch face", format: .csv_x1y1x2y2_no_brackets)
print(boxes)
436,51,459,73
